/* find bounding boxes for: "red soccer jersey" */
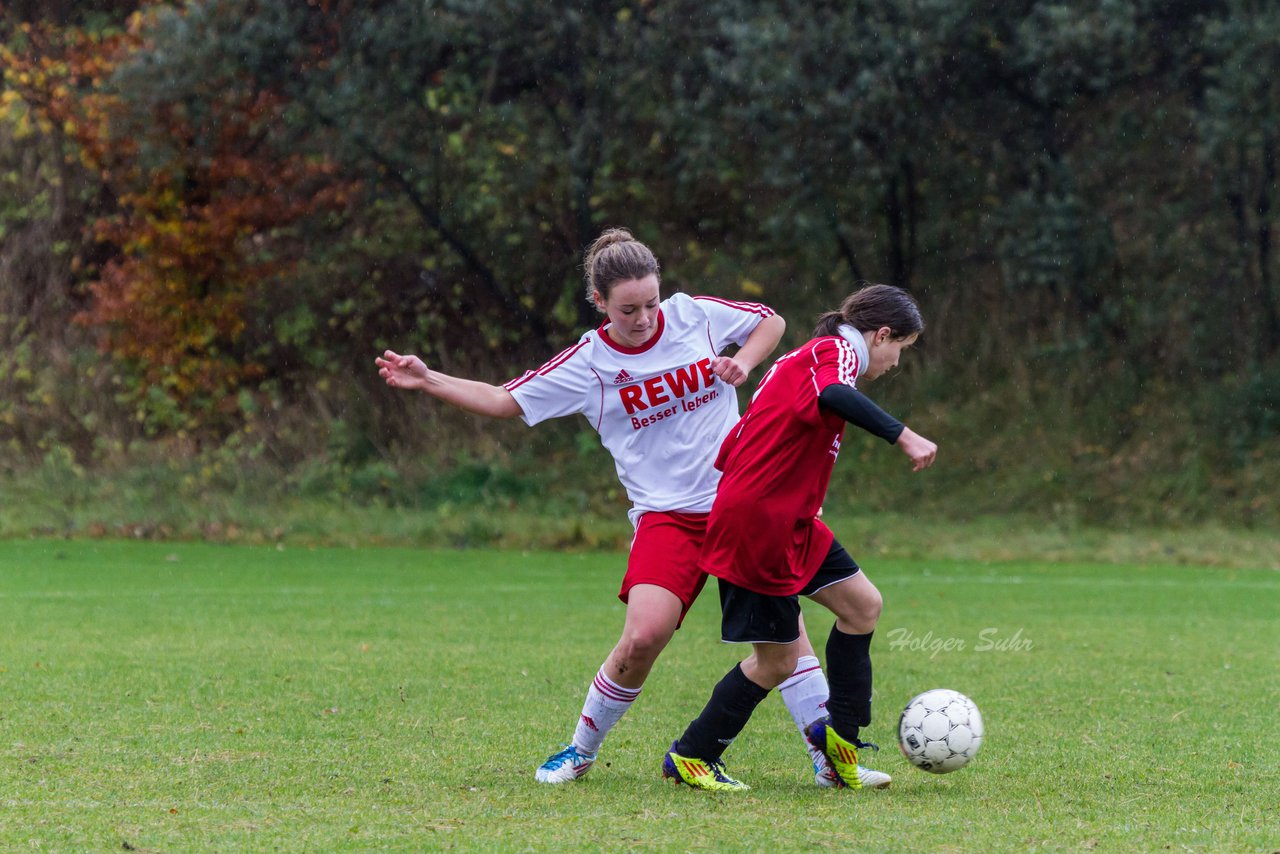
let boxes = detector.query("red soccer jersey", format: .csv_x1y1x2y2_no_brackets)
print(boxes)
698,335,862,595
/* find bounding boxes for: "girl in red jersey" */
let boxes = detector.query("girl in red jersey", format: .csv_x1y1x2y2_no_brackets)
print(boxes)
661,283,938,791
377,229,844,786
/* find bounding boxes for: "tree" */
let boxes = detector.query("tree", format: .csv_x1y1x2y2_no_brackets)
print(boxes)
6,7,354,433
120,0,703,367
662,0,945,293
1198,0,1280,364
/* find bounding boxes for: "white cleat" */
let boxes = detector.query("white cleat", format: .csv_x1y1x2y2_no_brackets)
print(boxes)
815,759,892,789
815,758,843,788
854,765,892,789
535,745,596,784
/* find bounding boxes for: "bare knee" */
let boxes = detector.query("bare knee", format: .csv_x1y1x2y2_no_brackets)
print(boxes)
832,583,883,633
860,586,884,626
616,623,674,667
743,646,799,689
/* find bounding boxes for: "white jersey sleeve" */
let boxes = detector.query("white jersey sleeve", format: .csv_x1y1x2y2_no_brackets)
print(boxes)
502,336,599,427
691,294,775,353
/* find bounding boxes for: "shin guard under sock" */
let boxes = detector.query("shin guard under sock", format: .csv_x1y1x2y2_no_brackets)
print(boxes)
825,627,874,741
674,664,770,762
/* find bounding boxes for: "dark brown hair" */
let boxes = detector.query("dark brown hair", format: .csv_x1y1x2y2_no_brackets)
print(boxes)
583,228,660,310
814,283,924,339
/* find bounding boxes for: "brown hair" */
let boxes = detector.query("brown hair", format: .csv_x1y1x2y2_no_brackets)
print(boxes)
583,227,660,310
814,283,924,339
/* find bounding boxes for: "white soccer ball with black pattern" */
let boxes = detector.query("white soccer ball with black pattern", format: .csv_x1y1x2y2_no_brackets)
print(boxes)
898,688,983,773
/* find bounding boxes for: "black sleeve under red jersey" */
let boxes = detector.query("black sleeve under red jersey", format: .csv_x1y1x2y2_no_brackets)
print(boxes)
817,383,904,444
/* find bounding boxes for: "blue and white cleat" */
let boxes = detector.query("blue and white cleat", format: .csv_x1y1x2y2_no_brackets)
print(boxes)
535,744,596,784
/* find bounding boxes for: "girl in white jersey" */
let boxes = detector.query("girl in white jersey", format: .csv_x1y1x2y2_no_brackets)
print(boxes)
376,228,843,787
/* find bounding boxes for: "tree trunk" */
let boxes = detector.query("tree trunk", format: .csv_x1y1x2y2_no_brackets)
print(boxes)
886,172,905,287
1255,133,1278,359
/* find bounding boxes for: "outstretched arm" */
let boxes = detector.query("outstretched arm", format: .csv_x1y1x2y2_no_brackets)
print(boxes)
818,383,937,472
375,350,523,419
711,313,786,387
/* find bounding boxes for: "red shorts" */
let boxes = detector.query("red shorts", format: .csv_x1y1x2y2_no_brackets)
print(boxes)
619,511,711,627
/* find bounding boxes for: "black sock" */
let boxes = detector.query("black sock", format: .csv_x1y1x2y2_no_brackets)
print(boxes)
674,664,770,762
826,626,874,742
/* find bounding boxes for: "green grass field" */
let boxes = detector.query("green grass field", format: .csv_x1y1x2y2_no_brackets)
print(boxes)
1,538,1276,851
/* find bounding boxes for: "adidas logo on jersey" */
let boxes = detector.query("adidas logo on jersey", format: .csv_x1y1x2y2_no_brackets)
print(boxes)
613,369,634,385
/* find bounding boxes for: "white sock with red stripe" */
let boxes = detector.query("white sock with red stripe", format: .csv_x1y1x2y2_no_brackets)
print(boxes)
571,668,642,756
778,655,830,767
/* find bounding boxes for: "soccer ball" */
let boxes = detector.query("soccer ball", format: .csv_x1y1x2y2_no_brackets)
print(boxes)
898,688,984,773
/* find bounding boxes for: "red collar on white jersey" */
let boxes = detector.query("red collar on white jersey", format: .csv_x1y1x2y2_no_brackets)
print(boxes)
598,309,667,355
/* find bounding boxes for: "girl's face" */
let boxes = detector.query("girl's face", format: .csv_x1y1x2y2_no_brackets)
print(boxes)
596,275,661,348
863,327,919,381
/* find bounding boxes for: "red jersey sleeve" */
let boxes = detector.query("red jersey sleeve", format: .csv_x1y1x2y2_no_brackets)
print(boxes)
795,337,861,429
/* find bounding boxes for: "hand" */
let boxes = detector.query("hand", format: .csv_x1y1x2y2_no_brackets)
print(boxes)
896,427,937,472
711,355,749,387
375,350,431,391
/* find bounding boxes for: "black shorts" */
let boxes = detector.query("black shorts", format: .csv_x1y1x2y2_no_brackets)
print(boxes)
718,540,862,644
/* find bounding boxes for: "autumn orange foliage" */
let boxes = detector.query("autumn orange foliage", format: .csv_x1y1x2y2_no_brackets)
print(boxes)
3,9,351,429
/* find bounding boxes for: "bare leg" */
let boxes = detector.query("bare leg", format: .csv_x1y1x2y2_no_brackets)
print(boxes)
600,583,684,689
538,584,685,782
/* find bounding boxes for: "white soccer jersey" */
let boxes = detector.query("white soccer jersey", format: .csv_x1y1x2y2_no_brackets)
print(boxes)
504,292,774,523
